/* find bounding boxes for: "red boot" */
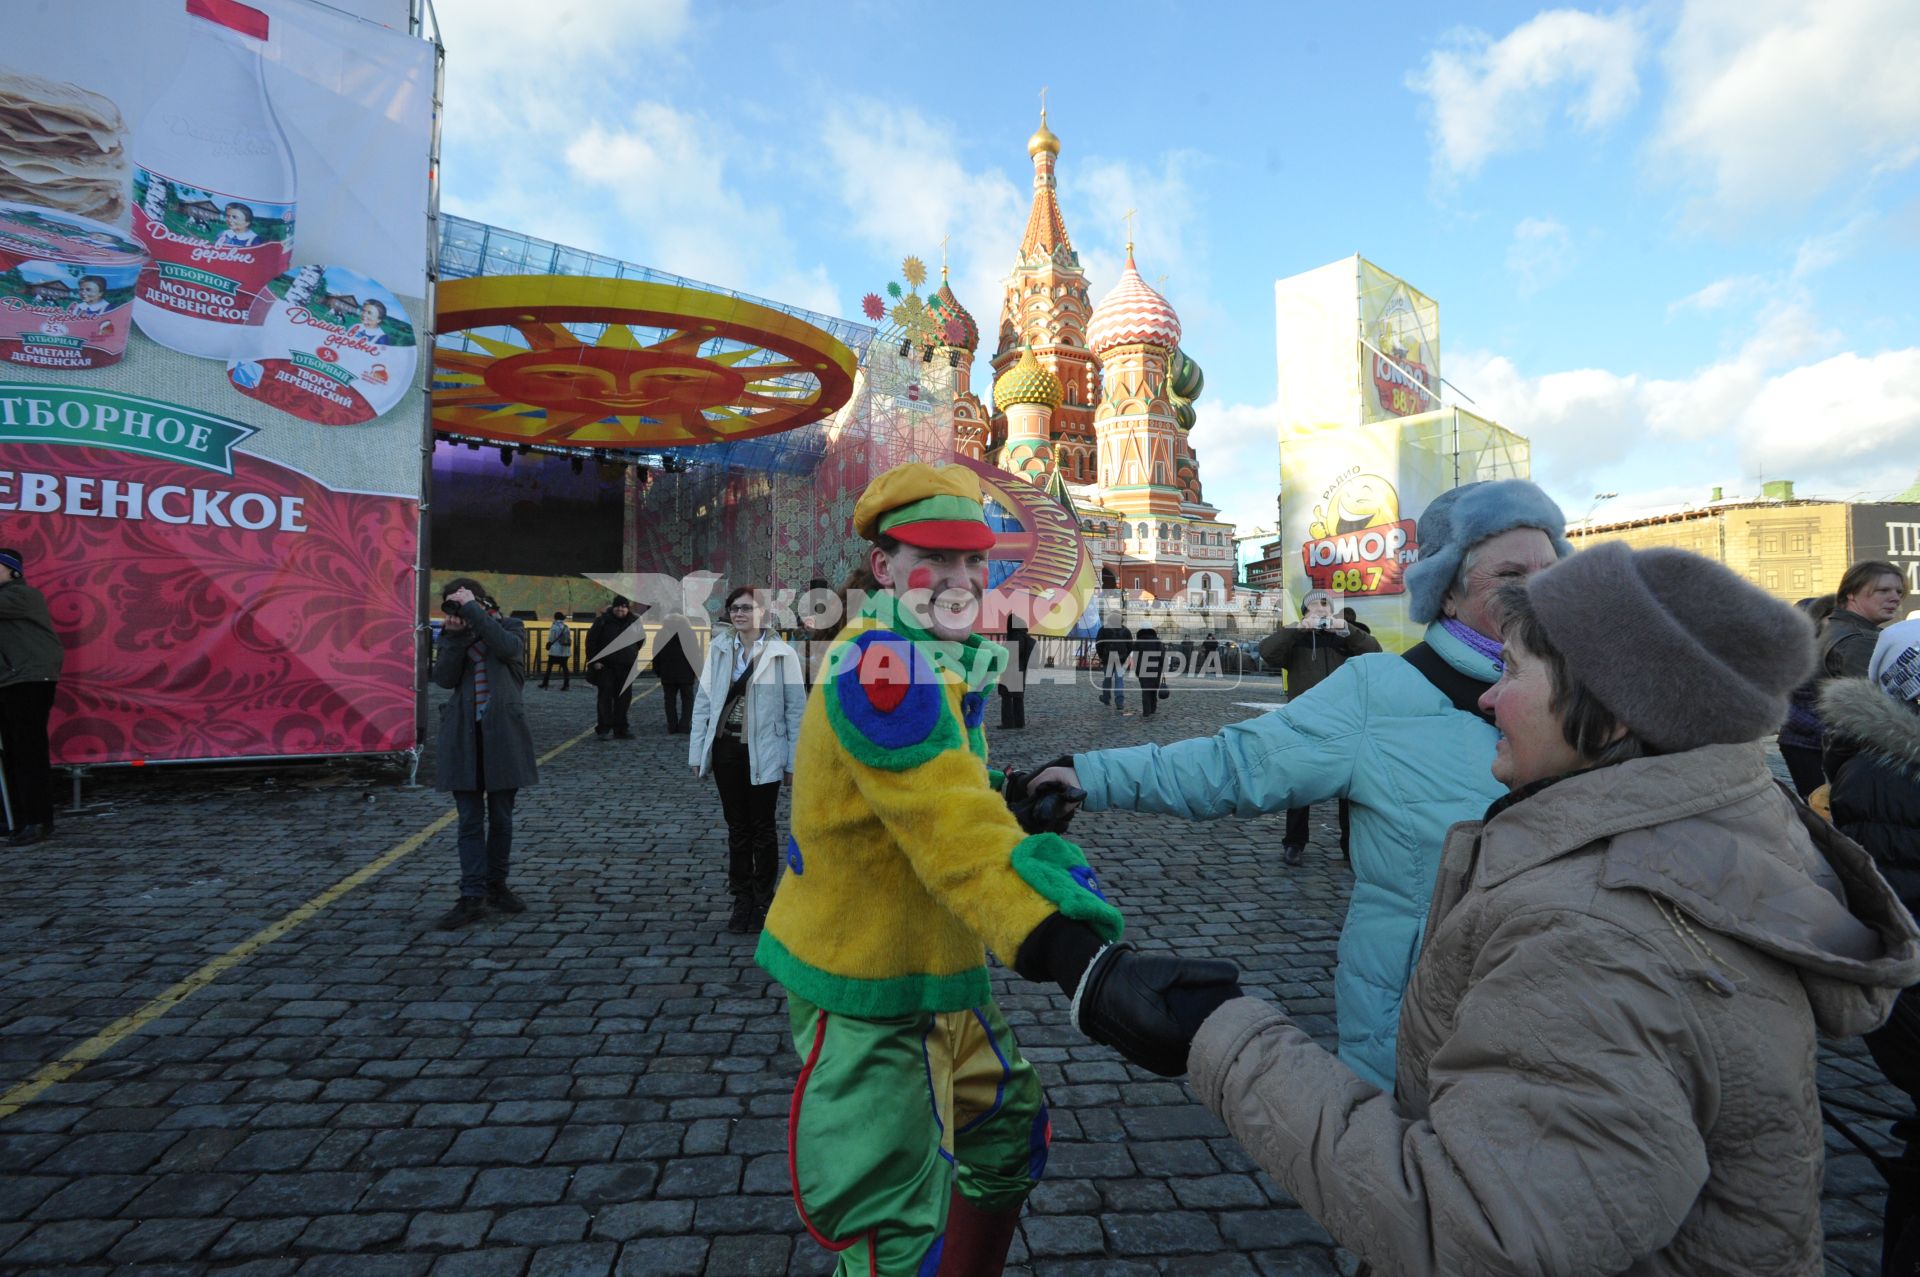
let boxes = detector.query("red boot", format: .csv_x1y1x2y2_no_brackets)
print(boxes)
933,1190,1021,1277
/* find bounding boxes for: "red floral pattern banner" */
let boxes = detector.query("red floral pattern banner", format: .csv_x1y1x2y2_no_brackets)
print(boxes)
4,441,417,765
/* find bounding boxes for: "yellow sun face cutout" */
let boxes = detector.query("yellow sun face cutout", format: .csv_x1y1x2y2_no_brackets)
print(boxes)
432,275,859,448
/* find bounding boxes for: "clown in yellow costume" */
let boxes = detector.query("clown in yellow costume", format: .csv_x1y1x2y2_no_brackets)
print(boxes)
757,462,1241,1277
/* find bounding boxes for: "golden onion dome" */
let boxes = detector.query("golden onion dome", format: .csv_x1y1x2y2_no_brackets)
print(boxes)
1028,109,1060,157
994,344,1063,410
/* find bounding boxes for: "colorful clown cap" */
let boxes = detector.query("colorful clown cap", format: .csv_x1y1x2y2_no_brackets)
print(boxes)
853,462,996,551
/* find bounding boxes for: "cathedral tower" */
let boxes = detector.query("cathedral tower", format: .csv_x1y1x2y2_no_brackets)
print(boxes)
989,109,1098,483
1088,242,1184,519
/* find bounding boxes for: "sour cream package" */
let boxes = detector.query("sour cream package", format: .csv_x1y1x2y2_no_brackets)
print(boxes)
226,264,417,424
0,201,145,370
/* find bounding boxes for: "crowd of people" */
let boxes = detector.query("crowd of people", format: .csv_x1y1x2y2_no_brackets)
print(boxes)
422,462,1920,1276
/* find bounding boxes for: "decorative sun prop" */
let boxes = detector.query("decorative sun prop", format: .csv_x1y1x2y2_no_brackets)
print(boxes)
901,255,927,289
860,293,886,321
432,275,858,448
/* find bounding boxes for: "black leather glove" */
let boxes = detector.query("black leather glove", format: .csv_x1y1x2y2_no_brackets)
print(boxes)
1002,755,1083,835
1071,942,1244,1077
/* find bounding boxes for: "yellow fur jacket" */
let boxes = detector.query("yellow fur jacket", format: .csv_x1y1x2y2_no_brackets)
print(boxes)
755,601,1123,1017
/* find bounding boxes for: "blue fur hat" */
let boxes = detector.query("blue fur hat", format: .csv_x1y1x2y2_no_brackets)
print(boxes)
1404,480,1573,624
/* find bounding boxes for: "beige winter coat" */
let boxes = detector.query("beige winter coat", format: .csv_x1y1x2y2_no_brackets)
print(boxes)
1192,742,1920,1276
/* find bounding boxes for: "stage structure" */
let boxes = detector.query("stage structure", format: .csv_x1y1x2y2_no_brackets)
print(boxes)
1270,255,1531,650
431,223,1095,634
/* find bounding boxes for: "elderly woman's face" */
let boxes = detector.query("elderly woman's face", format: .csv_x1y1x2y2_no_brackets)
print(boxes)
1445,527,1560,639
1479,636,1588,789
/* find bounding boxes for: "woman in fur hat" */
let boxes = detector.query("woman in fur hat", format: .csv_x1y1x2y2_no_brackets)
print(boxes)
1184,545,1920,1274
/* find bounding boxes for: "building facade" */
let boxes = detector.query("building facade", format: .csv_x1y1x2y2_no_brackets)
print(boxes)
932,111,1236,605
1569,485,1920,608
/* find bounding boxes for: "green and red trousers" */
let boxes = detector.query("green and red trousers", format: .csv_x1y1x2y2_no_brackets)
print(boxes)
784,994,1050,1276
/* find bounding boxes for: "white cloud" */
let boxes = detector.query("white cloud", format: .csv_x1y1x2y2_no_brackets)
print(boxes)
1792,212,1878,278
816,100,1027,351
1187,398,1280,536
1741,349,1920,488
1408,8,1644,178
814,103,1213,376
436,0,690,142
1655,0,1920,211
1667,274,1764,313
562,105,838,314
1449,303,1918,517
1506,217,1574,295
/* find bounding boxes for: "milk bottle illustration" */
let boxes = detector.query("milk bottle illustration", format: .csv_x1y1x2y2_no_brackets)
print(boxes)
131,0,296,359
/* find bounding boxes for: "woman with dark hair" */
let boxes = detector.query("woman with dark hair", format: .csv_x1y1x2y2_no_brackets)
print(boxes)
1181,544,1920,1273
1824,559,1910,682
689,585,807,933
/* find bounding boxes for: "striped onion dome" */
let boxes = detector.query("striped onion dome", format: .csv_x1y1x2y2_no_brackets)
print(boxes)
1087,246,1181,355
993,344,1063,410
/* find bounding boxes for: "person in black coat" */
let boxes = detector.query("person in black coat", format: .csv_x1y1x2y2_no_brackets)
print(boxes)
1821,620,1920,1273
1093,612,1133,715
650,608,699,734
586,597,642,740
1820,560,1908,681
1134,626,1168,717
1258,590,1383,866
998,616,1037,729
431,578,537,929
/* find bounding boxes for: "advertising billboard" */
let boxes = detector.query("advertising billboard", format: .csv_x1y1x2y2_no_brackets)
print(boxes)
1358,260,1440,423
1852,503,1920,599
1,0,435,764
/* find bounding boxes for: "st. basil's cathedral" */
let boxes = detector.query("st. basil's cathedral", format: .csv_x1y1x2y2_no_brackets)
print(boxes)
930,111,1239,604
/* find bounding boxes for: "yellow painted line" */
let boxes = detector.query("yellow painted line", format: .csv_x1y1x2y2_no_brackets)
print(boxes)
0,691,644,1121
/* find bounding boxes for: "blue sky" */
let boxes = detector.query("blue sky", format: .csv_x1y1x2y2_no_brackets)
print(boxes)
435,0,1920,538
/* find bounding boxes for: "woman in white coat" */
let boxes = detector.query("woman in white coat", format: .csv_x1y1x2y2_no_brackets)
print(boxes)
690,586,808,933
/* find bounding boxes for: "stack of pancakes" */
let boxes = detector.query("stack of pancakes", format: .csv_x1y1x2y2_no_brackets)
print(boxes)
0,70,128,223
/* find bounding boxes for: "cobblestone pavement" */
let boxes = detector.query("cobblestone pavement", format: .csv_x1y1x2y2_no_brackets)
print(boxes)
0,666,1906,1276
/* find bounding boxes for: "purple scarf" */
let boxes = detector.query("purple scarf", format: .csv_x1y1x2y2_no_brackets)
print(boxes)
1441,617,1503,672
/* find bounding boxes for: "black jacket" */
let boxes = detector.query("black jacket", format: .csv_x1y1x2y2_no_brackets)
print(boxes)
1133,632,1169,687
586,610,641,677
1821,678,1920,914
1259,622,1383,698
1093,624,1132,673
999,625,1036,697
1819,609,1884,682
651,620,698,684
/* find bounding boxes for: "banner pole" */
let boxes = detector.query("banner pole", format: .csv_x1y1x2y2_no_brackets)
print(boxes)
406,1,446,788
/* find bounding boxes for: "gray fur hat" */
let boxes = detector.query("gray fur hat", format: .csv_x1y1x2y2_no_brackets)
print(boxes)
1404,480,1573,623
1527,541,1816,753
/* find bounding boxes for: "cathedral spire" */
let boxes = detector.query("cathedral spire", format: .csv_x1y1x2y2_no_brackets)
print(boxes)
1019,103,1073,266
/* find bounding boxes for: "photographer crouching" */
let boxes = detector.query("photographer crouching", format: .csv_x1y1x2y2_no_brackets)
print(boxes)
431,578,538,930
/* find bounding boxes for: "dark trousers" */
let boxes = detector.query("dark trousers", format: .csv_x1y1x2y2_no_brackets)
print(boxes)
662,681,696,733
596,676,633,735
453,728,515,897
540,656,570,690
712,735,779,902
999,690,1025,730
1139,682,1162,716
0,680,57,830
1868,990,1920,1275
1779,742,1827,798
1285,798,1350,853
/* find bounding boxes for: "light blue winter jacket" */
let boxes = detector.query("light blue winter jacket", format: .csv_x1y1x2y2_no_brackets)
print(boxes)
1074,622,1506,1089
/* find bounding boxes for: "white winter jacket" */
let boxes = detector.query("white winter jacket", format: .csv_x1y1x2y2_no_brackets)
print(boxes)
689,628,807,784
